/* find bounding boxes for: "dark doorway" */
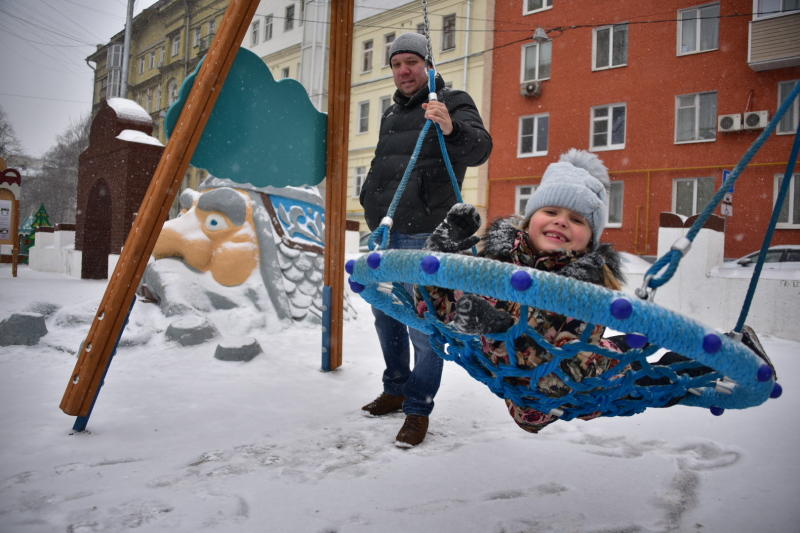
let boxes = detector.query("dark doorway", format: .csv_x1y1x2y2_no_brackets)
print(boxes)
81,179,112,279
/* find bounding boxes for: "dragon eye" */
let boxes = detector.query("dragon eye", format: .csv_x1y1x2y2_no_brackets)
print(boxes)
204,214,229,231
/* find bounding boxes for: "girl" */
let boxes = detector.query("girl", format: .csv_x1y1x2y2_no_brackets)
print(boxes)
418,149,627,433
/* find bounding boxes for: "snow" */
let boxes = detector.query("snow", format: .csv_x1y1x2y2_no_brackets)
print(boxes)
106,98,153,125
116,129,164,147
1,262,798,532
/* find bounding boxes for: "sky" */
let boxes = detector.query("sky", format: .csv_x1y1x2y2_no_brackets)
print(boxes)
0,0,160,159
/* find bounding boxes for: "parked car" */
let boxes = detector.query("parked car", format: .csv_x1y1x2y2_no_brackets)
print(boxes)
719,245,800,272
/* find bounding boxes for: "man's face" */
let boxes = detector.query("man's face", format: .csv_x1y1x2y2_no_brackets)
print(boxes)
391,53,428,97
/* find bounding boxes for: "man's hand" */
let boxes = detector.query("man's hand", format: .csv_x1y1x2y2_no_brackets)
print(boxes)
422,100,453,135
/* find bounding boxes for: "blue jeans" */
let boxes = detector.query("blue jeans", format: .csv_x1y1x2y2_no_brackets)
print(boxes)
371,232,443,416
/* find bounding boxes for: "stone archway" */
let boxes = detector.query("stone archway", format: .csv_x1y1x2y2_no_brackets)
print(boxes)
81,179,112,279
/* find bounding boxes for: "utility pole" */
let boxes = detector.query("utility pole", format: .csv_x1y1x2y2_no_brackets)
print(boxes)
120,0,135,98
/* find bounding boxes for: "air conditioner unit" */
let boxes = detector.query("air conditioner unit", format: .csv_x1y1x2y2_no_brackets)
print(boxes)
743,110,769,129
717,113,742,132
520,81,542,98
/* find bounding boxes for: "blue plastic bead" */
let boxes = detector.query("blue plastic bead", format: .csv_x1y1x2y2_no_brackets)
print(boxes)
710,406,725,416
625,333,648,349
420,255,440,274
770,383,783,399
702,333,722,353
511,270,532,291
345,259,355,275
757,364,773,382
610,298,633,320
367,252,382,269
348,279,365,293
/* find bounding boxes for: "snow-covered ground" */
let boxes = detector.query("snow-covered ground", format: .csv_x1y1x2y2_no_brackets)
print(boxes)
1,263,798,532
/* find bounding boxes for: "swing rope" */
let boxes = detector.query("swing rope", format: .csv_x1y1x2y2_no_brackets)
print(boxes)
641,82,800,301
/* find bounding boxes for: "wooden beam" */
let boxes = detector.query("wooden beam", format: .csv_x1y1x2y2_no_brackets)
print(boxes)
60,0,260,419
322,0,354,371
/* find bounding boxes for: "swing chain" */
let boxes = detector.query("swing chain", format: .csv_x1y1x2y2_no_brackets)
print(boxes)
635,274,657,301
421,0,433,65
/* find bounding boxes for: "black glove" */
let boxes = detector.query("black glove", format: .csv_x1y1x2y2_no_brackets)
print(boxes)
425,203,481,253
453,293,515,334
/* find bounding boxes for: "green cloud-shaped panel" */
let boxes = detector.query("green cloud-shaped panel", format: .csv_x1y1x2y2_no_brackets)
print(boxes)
166,47,327,187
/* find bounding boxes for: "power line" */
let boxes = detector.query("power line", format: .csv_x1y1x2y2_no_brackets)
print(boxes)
0,92,90,104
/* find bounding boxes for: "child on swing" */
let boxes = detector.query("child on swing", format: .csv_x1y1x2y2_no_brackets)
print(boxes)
418,149,627,433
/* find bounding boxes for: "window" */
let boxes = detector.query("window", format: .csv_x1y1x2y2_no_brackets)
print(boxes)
159,47,165,66
139,57,145,74
678,3,719,55
516,185,537,215
146,88,152,112
442,14,456,51
417,23,426,35
380,95,392,115
193,27,201,47
775,173,800,227
676,91,717,142
250,20,259,46
264,15,273,41
285,4,295,31
107,44,122,67
524,0,553,15
384,33,395,66
171,34,180,56
354,166,367,197
209,19,216,35
281,66,290,79
755,0,800,19
591,103,626,150
521,41,551,81
518,114,549,157
608,181,624,226
149,51,156,69
168,79,178,105
156,86,162,110
107,69,120,98
362,39,373,72
593,24,628,70
778,80,799,134
358,101,370,133
673,177,715,217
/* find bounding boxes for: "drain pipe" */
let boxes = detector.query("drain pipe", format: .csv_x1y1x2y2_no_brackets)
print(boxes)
462,0,471,90
120,0,134,98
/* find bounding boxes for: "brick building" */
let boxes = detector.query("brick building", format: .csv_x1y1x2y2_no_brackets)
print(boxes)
488,0,800,258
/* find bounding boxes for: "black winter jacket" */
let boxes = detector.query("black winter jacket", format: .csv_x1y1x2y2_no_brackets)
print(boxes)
360,76,492,233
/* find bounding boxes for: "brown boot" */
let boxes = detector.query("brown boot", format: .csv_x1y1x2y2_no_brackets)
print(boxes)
395,415,429,448
361,393,404,417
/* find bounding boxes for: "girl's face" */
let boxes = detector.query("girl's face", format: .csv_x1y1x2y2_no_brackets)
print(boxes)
527,207,592,252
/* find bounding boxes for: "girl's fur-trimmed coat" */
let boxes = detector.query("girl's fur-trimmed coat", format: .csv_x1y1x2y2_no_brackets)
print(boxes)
418,217,627,433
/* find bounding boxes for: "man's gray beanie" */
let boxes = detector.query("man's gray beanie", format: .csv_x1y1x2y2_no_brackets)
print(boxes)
524,149,611,248
389,32,429,62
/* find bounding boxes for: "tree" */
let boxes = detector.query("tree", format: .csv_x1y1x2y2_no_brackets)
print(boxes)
20,114,90,225
0,105,23,160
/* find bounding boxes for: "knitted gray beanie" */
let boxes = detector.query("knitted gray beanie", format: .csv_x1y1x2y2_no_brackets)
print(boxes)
389,33,429,62
524,149,611,248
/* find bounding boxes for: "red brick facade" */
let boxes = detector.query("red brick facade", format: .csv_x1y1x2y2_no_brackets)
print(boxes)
488,0,800,257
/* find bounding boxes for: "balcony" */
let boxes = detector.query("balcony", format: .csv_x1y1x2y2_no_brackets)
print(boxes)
748,11,800,71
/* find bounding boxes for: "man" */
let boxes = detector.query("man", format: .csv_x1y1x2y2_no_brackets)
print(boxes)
359,32,492,447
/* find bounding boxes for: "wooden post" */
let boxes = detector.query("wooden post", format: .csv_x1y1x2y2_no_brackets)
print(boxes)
60,0,260,423
321,0,354,371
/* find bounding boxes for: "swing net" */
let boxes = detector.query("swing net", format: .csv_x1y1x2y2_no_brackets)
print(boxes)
347,50,798,421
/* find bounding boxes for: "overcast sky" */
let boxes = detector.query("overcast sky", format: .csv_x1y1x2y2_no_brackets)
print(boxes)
0,0,159,158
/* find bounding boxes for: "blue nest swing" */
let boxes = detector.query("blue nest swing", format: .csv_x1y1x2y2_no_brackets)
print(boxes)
348,75,798,422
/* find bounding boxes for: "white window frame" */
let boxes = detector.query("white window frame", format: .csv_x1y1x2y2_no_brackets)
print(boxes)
672,177,716,217
777,80,799,135
442,14,456,51
358,101,370,134
209,19,216,35
285,4,295,31
675,91,717,143
593,23,628,71
264,15,273,41
518,113,549,158
193,26,201,47
774,173,800,228
362,39,373,73
608,181,624,227
354,166,367,197
139,56,145,74
167,79,178,105
754,0,800,19
171,34,180,56
516,185,537,216
281,66,290,79
380,95,392,115
250,20,259,46
384,33,395,67
591,103,627,151
107,68,121,98
108,44,122,68
149,51,156,69
678,3,720,55
523,0,553,15
520,41,552,82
